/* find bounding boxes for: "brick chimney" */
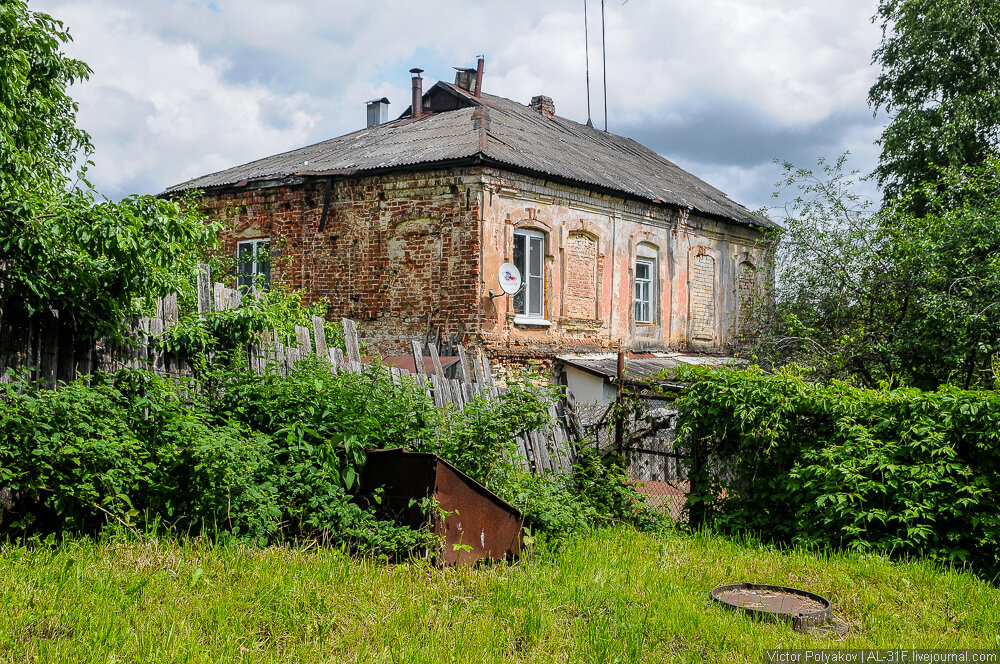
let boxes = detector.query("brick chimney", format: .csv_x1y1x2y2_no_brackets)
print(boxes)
530,95,555,119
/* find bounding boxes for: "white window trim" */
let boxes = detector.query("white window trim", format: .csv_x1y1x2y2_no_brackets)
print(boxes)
513,315,552,327
237,238,271,290
512,228,546,320
634,257,655,324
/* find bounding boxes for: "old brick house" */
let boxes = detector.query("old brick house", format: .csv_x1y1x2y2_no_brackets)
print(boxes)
167,64,773,371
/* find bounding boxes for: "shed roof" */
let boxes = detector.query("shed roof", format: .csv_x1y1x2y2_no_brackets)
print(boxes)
166,82,772,228
557,352,743,388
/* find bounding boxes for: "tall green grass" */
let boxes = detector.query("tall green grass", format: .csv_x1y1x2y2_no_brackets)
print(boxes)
0,528,996,663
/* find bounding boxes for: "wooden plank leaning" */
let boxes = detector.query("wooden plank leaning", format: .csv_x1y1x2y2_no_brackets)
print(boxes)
312,316,328,361
213,282,225,312
342,318,362,365
456,345,472,383
294,325,312,356
409,339,425,376
478,348,494,386
196,264,212,317
428,343,445,379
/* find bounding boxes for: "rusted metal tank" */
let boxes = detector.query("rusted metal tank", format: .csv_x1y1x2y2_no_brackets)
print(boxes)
360,449,524,565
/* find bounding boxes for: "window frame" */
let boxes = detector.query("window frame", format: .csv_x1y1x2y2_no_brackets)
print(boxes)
634,257,655,324
236,238,271,291
512,228,547,322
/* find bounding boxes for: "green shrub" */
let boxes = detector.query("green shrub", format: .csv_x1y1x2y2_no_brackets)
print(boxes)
420,379,556,490
0,367,430,553
0,349,669,550
674,365,1000,576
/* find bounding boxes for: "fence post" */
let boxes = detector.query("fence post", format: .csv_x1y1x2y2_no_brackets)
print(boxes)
688,435,704,530
614,349,625,457
196,264,212,317
410,339,425,376
342,319,361,365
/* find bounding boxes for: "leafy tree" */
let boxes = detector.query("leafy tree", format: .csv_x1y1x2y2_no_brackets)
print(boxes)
0,1,215,341
870,0,1000,201
760,156,890,384
0,1,91,198
880,157,1000,387
754,155,1000,389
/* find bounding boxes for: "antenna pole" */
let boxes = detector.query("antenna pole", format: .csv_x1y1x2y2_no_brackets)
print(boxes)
601,0,608,131
584,0,593,127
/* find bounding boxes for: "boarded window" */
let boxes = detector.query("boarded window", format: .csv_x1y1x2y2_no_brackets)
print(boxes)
689,253,716,341
737,261,757,336
564,232,598,318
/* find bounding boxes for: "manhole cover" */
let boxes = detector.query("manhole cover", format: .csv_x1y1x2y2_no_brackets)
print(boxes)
710,583,833,632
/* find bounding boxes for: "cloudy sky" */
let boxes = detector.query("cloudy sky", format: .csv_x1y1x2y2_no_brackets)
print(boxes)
33,0,887,214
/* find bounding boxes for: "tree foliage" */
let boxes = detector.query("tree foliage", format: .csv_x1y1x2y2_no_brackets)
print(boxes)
870,0,1000,200
0,1,215,341
756,156,1000,389
0,0,91,198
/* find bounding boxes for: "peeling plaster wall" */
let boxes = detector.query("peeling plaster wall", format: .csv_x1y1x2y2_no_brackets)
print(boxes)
477,168,767,360
196,164,767,363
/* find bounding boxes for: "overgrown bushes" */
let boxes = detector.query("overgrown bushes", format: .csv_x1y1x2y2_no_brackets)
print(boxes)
674,366,1000,577
0,356,661,554
0,364,437,555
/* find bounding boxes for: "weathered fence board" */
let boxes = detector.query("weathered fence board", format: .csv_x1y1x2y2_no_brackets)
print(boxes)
0,261,578,472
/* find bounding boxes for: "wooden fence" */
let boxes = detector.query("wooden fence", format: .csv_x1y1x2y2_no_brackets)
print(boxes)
0,264,577,475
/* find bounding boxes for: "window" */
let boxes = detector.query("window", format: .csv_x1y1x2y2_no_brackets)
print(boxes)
634,258,655,323
512,229,545,319
237,238,270,291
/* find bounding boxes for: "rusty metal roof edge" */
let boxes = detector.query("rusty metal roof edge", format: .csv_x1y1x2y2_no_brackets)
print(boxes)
366,448,524,521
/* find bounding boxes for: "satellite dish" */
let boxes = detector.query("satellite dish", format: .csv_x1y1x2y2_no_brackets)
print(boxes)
497,263,523,296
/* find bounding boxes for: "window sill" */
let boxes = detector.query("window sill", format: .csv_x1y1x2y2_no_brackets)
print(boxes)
513,315,552,327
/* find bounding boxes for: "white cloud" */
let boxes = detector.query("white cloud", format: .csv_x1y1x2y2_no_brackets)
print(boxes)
43,1,321,196
33,0,885,207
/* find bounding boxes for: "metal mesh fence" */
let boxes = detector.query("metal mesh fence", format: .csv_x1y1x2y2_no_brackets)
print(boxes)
569,396,690,522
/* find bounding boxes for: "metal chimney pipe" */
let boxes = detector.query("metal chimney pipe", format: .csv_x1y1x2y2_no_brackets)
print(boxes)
474,56,484,98
410,68,424,119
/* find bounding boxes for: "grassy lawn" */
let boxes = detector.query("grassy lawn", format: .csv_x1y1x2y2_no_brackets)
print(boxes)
0,527,997,663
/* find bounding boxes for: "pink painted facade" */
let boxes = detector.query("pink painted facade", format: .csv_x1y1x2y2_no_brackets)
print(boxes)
475,168,769,362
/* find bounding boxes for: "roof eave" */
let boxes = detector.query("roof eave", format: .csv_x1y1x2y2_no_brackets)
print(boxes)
165,153,772,229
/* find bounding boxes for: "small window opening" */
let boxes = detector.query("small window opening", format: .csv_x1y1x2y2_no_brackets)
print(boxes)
237,238,271,291
634,258,655,324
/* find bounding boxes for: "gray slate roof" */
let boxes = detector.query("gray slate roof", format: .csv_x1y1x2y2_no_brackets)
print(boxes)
166,83,771,227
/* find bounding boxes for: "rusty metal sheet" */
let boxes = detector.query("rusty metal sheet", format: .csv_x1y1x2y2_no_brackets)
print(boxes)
361,449,524,565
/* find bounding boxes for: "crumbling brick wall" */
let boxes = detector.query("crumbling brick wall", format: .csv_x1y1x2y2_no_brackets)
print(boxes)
197,168,484,354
